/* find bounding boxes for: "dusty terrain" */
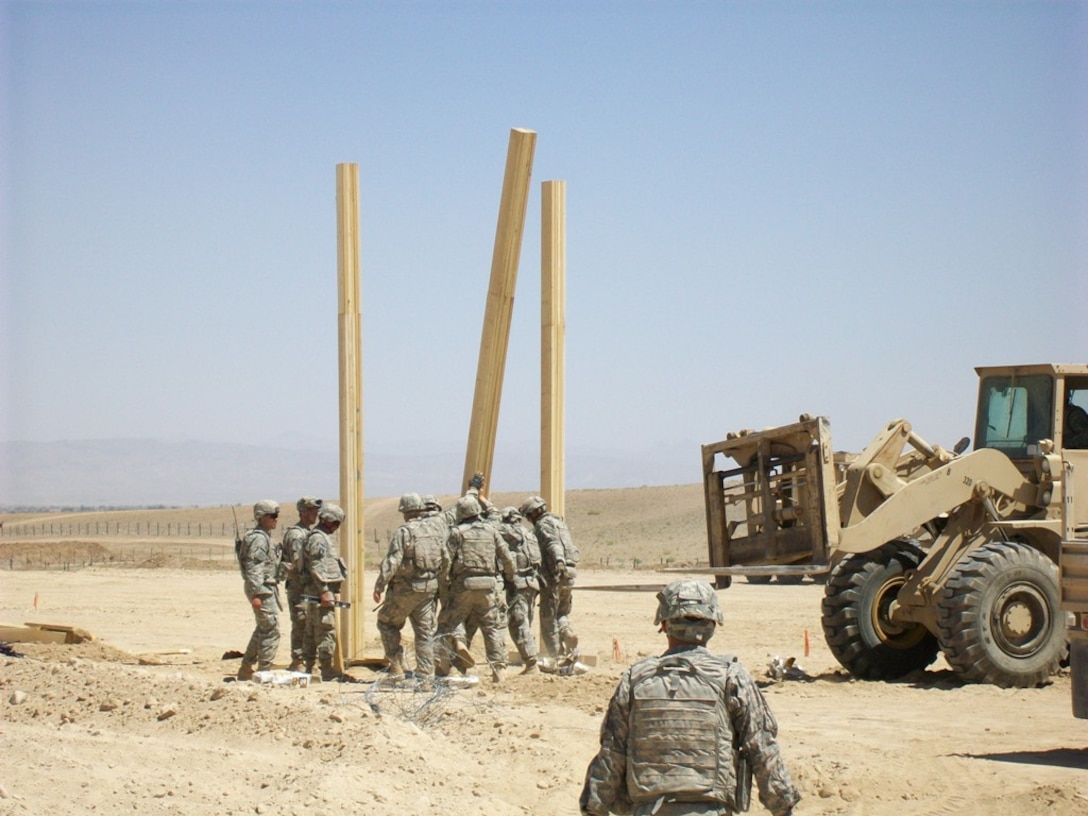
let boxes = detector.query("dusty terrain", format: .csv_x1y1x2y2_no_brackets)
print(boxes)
1,494,1086,815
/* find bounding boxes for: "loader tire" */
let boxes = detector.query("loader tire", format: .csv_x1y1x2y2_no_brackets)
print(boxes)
935,541,1064,688
822,541,939,680
745,575,773,585
776,574,805,585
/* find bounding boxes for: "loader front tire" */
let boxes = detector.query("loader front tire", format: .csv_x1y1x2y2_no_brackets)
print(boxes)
935,541,1064,688
822,541,939,680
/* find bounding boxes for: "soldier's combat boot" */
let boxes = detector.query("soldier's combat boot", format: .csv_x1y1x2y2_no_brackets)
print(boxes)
560,630,579,653
386,653,406,680
236,663,255,681
519,656,539,675
490,664,505,684
453,637,475,669
287,658,303,672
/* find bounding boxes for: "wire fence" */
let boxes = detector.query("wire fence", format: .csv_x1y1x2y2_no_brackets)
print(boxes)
0,521,237,538
0,520,399,543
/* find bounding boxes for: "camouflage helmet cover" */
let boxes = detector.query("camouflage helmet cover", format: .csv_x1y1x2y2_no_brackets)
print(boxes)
318,502,345,523
398,492,424,513
654,579,724,626
455,495,482,522
253,499,280,520
500,506,521,523
296,496,323,512
519,495,547,518
422,494,442,511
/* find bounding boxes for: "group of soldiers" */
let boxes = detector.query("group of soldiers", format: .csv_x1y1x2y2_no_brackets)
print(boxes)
235,497,350,682
237,490,801,815
373,477,580,684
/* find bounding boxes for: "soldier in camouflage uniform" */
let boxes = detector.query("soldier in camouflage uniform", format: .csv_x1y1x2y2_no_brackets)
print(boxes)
237,500,282,681
301,502,347,681
282,496,322,672
580,579,801,816
499,506,542,674
373,492,448,680
435,495,516,683
521,495,579,658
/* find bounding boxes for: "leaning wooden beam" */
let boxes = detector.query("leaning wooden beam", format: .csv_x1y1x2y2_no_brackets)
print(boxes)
462,128,537,494
541,180,566,517
336,162,365,666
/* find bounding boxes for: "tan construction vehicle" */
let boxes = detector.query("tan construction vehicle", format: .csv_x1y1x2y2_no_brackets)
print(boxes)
1060,460,1088,716
701,363,1088,688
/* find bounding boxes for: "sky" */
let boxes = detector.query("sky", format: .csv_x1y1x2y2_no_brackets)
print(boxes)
1,0,1086,499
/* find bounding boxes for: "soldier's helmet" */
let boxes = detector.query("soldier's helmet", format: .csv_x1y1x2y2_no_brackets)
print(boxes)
318,502,345,523
422,495,442,511
654,579,724,645
296,496,323,512
519,495,547,519
253,500,280,520
398,492,424,514
455,495,482,523
500,506,521,523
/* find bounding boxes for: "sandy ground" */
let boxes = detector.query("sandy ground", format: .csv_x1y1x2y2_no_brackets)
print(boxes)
0,566,1085,816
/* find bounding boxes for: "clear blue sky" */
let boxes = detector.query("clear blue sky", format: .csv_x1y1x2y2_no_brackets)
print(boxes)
2,1,1086,493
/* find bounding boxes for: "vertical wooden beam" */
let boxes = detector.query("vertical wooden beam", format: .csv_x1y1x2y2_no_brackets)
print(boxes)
541,180,566,517
336,162,365,663
462,128,537,494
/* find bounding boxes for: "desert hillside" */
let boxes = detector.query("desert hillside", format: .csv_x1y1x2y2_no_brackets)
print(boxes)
0,484,710,572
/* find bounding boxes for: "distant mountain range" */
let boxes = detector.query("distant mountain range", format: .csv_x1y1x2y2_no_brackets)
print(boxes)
0,438,697,508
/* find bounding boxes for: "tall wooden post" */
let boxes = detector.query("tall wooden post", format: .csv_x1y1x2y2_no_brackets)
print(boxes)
541,180,566,517
336,163,365,663
462,128,537,494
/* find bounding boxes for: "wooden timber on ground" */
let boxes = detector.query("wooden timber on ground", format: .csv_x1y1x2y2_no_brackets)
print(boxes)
1,621,96,644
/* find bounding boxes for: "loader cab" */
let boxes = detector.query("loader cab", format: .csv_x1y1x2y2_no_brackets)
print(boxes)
973,364,1088,459
974,372,1054,459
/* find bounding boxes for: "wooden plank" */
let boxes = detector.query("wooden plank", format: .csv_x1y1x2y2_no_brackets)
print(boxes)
541,179,566,517
1,622,94,644
336,162,365,667
462,128,537,494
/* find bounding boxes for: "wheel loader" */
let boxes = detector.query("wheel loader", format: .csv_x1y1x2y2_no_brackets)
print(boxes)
700,363,1088,688
1060,460,1088,716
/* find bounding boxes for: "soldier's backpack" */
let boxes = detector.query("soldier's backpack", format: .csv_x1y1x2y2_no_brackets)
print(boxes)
626,653,748,811
406,516,445,592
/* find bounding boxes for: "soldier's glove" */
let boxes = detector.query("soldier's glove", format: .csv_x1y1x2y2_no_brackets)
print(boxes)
251,596,262,611
319,590,334,608
469,471,485,490
556,562,568,579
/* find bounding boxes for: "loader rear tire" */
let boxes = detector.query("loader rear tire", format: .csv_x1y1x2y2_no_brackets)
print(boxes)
822,541,939,680
935,541,1064,688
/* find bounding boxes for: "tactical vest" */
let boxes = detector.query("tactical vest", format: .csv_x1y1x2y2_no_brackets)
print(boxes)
306,529,346,587
453,521,497,579
502,524,540,590
625,652,737,810
403,516,445,592
240,528,278,586
539,515,579,566
281,525,308,582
